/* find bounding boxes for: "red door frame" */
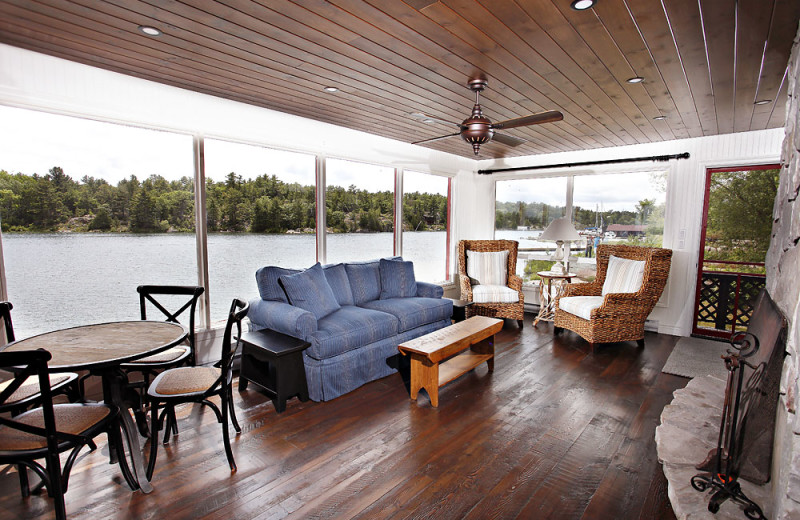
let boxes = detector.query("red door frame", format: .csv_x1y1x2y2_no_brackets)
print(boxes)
691,164,778,338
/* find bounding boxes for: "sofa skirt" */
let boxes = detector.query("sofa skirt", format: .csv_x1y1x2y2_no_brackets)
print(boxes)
303,318,451,402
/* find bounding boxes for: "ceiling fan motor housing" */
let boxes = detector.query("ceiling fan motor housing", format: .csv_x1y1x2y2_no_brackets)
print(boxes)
461,102,493,155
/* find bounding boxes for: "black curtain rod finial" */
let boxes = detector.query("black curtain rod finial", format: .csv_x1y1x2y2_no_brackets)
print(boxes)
478,151,691,174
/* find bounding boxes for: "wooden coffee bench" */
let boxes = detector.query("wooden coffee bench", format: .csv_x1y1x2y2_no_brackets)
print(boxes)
398,316,503,407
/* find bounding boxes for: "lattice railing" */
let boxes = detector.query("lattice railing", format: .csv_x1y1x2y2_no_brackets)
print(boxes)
695,268,765,337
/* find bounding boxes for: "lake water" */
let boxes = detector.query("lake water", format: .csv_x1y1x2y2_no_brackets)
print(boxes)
2,229,557,338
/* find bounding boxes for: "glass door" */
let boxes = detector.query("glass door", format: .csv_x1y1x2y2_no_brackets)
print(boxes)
692,165,779,339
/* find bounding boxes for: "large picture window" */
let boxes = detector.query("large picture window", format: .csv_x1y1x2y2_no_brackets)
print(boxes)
0,106,195,338
402,171,450,283
203,139,316,324
325,159,394,264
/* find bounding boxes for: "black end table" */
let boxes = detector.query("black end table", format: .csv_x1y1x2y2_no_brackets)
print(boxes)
238,329,310,413
447,298,474,323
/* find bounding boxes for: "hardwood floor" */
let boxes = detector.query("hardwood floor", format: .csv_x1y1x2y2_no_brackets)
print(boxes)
0,317,687,519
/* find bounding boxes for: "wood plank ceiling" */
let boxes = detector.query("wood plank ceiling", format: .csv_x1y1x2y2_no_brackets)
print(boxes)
0,0,798,160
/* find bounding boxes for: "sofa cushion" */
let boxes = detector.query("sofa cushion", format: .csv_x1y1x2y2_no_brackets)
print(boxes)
466,250,508,286
361,297,452,333
379,258,417,299
472,285,519,303
558,296,604,320
255,266,299,302
308,306,399,359
602,255,645,295
279,263,341,320
323,263,355,306
345,260,382,305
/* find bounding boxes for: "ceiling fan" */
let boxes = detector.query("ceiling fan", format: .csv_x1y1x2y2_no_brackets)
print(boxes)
411,77,563,156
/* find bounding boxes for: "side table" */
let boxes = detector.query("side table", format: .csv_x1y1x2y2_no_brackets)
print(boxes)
533,271,575,327
447,298,474,322
238,329,310,413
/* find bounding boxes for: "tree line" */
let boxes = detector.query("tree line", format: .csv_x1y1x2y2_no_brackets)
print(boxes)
0,167,447,233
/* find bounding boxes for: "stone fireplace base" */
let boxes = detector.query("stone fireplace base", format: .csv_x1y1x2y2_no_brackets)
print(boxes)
656,374,772,519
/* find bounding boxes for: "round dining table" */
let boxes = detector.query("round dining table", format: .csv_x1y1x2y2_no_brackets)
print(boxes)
1,320,188,494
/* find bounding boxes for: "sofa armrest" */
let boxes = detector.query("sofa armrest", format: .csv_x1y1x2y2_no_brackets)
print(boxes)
415,281,444,298
247,298,317,340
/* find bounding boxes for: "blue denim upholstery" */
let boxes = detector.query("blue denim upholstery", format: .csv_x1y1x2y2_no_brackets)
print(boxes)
308,306,398,359
322,263,355,306
361,297,452,333
379,258,417,299
248,299,317,338
249,256,450,402
279,263,340,320
255,266,299,302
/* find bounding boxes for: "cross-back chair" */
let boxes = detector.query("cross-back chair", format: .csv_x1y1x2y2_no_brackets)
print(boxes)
0,349,135,520
146,298,249,478
119,285,204,434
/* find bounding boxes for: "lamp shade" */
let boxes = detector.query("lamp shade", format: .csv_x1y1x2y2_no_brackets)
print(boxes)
538,217,582,242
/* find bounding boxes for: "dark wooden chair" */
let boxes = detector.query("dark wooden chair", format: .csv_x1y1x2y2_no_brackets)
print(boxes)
0,349,135,520
0,301,81,496
118,285,204,434
146,298,249,478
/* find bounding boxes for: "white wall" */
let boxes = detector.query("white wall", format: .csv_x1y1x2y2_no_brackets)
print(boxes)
477,130,784,336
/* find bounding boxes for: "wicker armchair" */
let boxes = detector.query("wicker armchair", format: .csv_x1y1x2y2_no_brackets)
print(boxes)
554,244,672,351
458,240,525,327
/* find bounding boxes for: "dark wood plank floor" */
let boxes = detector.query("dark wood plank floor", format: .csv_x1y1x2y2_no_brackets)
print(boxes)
0,317,687,519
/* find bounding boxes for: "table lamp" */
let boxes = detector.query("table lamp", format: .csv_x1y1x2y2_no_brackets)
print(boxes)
538,217,582,274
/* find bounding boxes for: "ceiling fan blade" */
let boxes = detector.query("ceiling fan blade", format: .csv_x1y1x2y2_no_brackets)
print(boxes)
411,132,461,145
410,112,463,128
492,110,563,130
492,132,526,147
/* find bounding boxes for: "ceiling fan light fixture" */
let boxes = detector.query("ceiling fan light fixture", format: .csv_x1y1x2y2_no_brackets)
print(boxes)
138,25,162,36
754,99,772,105
626,76,644,84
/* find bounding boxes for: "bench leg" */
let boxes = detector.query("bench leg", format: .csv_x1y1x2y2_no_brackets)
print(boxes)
409,356,439,407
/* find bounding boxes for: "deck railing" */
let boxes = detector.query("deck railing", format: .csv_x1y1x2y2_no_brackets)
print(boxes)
694,260,766,338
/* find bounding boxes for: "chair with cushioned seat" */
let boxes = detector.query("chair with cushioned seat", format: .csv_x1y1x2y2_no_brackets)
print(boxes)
553,244,672,352
458,240,525,327
146,298,249,478
0,349,134,520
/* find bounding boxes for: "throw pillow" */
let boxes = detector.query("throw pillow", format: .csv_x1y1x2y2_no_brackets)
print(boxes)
602,255,646,295
278,263,341,320
322,263,355,306
379,258,417,299
466,250,509,286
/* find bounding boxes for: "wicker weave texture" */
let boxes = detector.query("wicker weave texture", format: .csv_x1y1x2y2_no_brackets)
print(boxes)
554,244,672,346
458,240,525,322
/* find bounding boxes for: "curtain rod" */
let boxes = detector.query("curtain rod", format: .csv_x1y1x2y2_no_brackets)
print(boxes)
477,152,690,174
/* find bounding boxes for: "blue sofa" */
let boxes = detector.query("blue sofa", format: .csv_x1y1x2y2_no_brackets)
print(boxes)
248,257,453,401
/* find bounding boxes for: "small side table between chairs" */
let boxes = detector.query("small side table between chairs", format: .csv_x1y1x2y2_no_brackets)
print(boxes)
533,271,575,327
238,329,310,413
447,299,474,323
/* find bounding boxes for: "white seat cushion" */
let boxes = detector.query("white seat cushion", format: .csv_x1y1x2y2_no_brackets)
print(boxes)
466,250,508,286
472,284,519,304
602,255,645,295
558,296,604,320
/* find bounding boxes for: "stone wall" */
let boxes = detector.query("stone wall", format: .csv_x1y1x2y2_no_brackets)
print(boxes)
766,22,800,520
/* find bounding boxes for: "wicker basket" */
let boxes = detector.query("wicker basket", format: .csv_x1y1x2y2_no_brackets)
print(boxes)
554,244,672,350
457,240,525,325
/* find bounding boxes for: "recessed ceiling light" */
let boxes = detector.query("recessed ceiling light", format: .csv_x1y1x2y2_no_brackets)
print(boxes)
571,0,596,10
422,118,435,124
138,25,162,36
323,86,339,93
627,76,644,84
653,115,667,120
754,99,772,105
